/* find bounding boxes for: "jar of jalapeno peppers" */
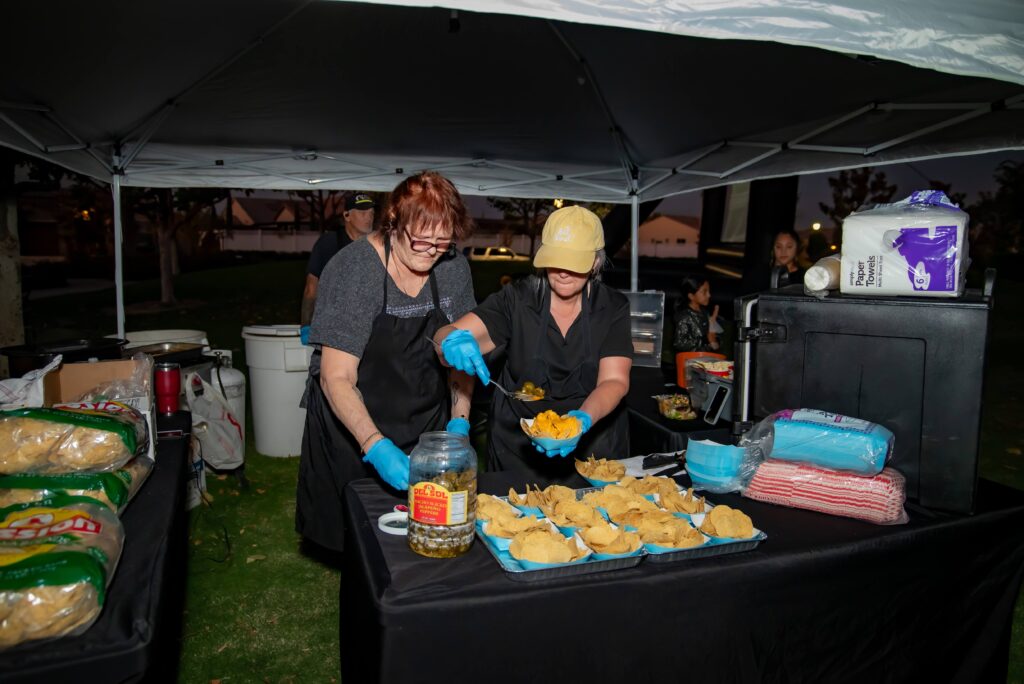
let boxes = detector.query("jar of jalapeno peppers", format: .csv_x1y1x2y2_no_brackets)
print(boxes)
407,432,477,558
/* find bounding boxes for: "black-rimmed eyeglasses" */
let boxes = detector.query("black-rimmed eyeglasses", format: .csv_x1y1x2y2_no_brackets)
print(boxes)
404,228,455,255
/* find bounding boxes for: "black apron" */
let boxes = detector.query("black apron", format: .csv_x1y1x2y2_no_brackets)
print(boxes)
296,239,449,551
487,280,630,485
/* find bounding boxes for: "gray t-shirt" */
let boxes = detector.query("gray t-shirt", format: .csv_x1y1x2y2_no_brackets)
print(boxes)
308,236,476,375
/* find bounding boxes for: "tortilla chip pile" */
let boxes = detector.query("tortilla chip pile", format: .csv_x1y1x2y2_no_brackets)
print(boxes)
485,512,548,539
542,499,605,528
637,514,705,549
659,487,707,515
583,485,658,525
527,411,581,440
477,493,520,522
575,456,626,482
579,521,642,555
620,475,678,497
699,505,754,539
508,484,575,508
509,528,590,564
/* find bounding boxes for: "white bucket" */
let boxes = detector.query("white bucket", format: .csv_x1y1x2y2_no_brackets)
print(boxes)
241,325,311,457
121,329,210,349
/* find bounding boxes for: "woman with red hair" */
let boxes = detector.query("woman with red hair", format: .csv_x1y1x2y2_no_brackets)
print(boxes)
296,171,477,553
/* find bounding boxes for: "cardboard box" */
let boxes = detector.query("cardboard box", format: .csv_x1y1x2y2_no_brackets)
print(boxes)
44,359,157,462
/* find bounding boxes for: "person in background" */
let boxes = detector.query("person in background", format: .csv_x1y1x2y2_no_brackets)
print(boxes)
771,228,806,287
433,206,633,485
300,192,376,343
673,277,719,353
296,172,476,552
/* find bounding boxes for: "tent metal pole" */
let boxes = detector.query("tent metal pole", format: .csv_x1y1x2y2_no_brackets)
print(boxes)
630,194,639,292
865,108,988,155
0,113,46,152
111,173,126,339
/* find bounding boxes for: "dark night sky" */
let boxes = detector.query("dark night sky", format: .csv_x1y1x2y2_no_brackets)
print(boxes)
657,149,1024,231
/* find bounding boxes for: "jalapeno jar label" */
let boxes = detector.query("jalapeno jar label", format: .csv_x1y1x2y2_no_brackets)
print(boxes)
410,482,468,525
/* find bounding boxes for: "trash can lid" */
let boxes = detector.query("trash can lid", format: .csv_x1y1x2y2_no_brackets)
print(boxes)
241,324,301,338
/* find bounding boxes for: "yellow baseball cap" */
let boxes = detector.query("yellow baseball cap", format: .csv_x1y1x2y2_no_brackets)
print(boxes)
533,206,604,274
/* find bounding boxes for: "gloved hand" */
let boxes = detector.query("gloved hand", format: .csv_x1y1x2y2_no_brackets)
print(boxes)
440,329,490,385
531,409,593,458
446,417,471,436
299,325,311,345
567,409,593,435
362,437,410,490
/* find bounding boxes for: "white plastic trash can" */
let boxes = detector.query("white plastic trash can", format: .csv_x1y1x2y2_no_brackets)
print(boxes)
241,325,311,457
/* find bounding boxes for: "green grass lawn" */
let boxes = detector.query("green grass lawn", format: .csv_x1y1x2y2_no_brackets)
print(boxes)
19,260,1024,683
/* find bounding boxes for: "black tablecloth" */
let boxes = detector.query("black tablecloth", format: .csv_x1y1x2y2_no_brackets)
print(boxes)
341,471,1024,684
627,366,724,454
0,437,188,683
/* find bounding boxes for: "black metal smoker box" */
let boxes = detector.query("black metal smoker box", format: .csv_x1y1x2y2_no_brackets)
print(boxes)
732,272,995,514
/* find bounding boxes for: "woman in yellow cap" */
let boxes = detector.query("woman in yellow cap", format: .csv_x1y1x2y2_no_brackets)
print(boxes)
433,205,633,484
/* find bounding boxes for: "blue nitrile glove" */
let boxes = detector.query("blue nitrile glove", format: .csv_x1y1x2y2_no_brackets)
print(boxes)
568,409,593,435
446,417,471,436
363,438,410,490
441,329,490,385
531,410,593,458
300,325,311,345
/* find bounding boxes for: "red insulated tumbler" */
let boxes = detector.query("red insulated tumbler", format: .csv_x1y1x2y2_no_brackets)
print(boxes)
154,362,182,414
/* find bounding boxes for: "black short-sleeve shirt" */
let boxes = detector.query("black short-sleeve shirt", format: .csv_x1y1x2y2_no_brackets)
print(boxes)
473,276,632,388
307,231,353,278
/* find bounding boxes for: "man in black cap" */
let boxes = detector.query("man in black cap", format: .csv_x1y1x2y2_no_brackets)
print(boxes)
301,192,376,338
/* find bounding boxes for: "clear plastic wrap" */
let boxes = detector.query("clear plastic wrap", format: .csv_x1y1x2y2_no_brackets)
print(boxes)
0,403,148,475
0,493,124,649
740,409,893,476
743,459,909,525
0,455,154,514
75,352,153,403
652,394,695,421
840,190,969,298
685,438,764,494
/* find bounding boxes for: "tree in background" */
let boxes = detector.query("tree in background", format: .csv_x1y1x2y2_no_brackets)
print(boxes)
486,197,616,255
287,189,341,232
968,160,1024,263
131,187,229,305
818,168,898,239
486,197,552,255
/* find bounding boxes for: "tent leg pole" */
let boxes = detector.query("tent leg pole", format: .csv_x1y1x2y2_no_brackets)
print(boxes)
630,194,639,291
112,175,125,339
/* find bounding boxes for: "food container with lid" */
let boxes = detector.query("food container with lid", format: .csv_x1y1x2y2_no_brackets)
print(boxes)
407,432,477,558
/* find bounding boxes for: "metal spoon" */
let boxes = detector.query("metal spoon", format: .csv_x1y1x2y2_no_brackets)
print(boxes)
424,335,538,401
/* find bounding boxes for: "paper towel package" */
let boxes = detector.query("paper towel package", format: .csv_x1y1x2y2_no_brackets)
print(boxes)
840,190,969,297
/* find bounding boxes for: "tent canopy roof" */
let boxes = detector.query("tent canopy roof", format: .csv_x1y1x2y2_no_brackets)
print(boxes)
2,0,1022,201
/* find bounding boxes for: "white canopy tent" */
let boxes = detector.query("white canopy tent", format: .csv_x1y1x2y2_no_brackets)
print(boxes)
2,0,1022,335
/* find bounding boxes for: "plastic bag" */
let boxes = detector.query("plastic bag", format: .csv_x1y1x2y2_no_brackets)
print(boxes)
75,353,153,403
840,190,970,297
185,435,207,511
0,403,148,475
684,438,763,494
0,493,124,649
743,459,908,525
185,373,243,470
0,455,153,514
740,409,893,476
0,356,62,410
